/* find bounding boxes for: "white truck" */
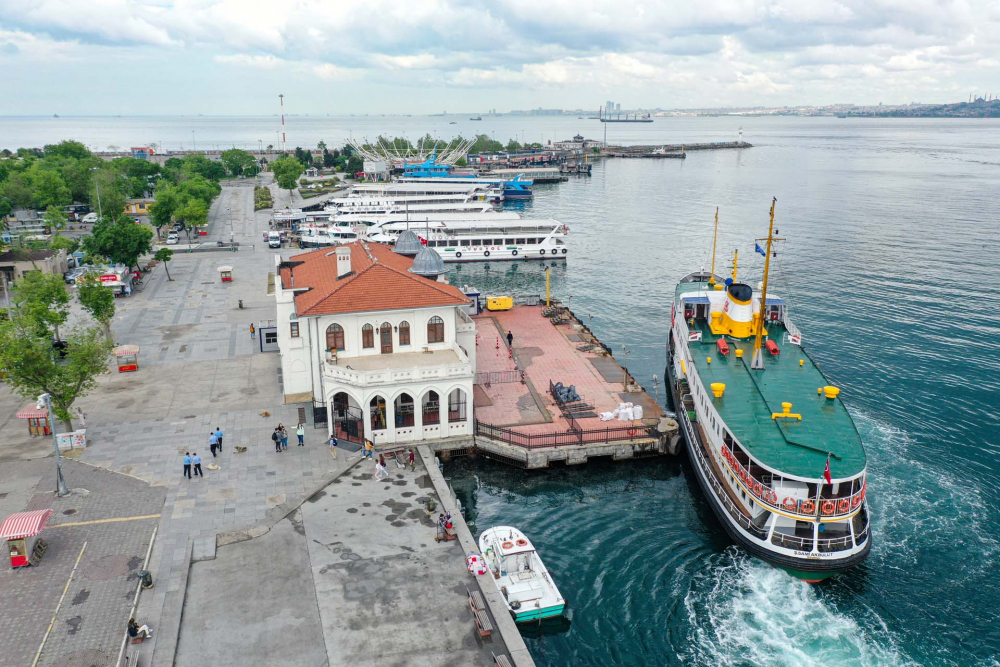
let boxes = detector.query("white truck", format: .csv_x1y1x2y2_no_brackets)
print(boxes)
267,231,282,248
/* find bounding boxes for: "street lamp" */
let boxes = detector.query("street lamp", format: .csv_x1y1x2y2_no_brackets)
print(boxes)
227,206,234,244
37,393,69,497
90,167,103,220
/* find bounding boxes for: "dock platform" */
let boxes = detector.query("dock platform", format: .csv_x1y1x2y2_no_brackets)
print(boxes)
458,304,679,468
604,141,753,158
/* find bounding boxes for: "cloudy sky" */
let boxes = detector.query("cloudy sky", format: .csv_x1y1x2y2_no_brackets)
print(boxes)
1,0,997,114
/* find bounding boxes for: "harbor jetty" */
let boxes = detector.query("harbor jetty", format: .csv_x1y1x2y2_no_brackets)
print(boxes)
604,141,753,158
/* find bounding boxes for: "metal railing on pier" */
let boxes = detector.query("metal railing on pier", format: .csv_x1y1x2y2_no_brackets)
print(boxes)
474,420,654,449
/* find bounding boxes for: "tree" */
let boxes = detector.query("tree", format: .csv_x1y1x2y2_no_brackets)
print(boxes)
0,314,112,432
43,140,91,160
177,176,221,205
173,198,208,238
180,154,225,181
455,157,468,167
317,141,327,151
271,156,304,195
91,167,128,222
346,156,363,175
44,205,66,235
12,271,71,341
154,247,174,281
50,235,79,254
293,147,313,167
148,182,179,238
82,217,154,270
221,149,256,177
323,151,336,168
29,167,72,209
76,274,115,340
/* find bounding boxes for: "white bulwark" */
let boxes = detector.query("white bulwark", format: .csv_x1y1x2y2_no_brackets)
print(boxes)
274,241,476,445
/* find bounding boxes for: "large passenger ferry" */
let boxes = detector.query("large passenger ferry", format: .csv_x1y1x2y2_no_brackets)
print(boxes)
365,219,568,262
666,203,871,581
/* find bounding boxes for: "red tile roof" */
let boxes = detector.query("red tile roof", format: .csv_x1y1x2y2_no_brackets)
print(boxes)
280,242,468,316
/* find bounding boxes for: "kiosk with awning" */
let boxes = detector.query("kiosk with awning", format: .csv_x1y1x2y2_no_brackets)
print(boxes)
15,404,50,436
113,344,140,372
2,509,52,568
218,265,233,282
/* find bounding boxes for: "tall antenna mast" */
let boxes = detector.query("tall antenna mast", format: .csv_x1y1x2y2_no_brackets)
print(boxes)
751,198,784,370
708,207,719,286
279,94,286,153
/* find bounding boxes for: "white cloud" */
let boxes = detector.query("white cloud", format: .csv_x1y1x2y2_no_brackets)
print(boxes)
214,53,285,69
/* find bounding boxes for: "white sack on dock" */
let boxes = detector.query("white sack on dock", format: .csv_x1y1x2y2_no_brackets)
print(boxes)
600,412,615,421
618,407,634,421
633,405,644,419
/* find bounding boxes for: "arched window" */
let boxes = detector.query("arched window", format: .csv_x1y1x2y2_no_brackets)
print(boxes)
379,322,393,354
398,321,410,346
362,323,374,349
326,323,345,351
427,316,444,344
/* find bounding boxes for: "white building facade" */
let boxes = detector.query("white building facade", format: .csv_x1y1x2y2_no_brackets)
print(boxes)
274,243,476,445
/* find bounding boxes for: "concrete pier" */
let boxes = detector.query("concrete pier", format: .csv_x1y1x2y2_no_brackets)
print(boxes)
604,141,753,158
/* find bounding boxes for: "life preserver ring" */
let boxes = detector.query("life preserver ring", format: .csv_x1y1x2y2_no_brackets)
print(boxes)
851,494,862,509
561,248,567,254
821,500,835,516
515,538,527,547
512,250,518,256
484,251,490,257
456,252,462,259
753,481,763,498
860,482,866,501
837,498,850,513
766,490,778,505
501,541,514,550
782,497,797,511
800,499,815,514
540,249,546,255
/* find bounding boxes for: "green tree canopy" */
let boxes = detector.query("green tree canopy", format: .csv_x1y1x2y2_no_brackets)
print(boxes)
43,140,91,160
180,154,225,181
271,156,304,193
173,197,208,235
346,156,363,174
177,175,221,205
28,166,72,209
12,271,71,340
76,273,116,339
0,314,112,431
154,247,174,280
221,149,257,176
148,182,180,233
82,217,154,270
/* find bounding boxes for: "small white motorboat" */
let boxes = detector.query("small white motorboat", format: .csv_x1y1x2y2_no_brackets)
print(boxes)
478,526,565,622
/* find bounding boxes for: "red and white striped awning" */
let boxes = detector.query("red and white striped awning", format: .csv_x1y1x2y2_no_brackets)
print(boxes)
0,509,53,540
14,405,47,419
112,345,140,357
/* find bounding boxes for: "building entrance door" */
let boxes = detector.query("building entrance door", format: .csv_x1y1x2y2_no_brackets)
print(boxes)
380,322,393,354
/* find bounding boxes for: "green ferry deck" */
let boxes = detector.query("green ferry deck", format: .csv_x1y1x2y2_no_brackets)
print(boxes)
676,283,866,480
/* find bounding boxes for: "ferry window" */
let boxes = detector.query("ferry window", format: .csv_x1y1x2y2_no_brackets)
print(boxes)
505,238,515,245
471,239,482,246
449,241,458,247
527,238,537,244
362,324,374,349
516,238,526,244
461,240,471,247
494,239,503,245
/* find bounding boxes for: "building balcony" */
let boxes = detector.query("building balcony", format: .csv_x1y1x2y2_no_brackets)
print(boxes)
324,348,472,387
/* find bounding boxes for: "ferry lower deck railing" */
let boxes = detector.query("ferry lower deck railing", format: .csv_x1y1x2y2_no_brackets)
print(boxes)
474,419,654,449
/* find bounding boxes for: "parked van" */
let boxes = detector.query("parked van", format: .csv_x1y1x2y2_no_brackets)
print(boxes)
267,231,282,248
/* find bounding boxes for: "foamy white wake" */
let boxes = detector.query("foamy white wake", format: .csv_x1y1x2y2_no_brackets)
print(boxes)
681,553,915,667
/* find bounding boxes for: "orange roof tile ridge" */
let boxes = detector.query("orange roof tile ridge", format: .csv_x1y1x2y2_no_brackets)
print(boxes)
377,261,466,299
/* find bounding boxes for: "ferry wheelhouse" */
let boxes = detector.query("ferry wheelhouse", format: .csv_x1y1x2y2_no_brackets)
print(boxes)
366,219,568,262
666,204,870,582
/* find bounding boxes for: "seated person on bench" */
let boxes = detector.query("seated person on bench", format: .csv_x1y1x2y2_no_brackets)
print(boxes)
128,618,153,640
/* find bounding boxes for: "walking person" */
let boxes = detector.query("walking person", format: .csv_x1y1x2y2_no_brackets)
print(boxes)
75,407,87,427
192,452,203,477
214,426,224,451
378,453,386,469
296,422,305,446
250,323,256,340
328,434,338,460
183,452,192,479
408,449,415,471
364,439,374,460
279,423,289,450
271,427,282,453
506,329,513,348
208,431,219,457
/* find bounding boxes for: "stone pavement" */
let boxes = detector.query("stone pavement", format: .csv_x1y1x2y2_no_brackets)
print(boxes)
175,451,503,667
0,460,164,667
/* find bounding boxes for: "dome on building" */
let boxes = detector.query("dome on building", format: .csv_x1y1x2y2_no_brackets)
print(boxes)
409,245,446,278
393,230,423,256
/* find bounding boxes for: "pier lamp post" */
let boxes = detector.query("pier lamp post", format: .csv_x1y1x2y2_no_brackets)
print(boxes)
37,393,69,497
90,167,103,221
621,344,631,391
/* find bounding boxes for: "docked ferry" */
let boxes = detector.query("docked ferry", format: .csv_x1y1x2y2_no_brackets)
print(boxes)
365,218,568,262
666,203,870,582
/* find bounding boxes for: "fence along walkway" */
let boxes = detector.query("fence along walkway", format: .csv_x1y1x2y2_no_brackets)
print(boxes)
474,419,654,450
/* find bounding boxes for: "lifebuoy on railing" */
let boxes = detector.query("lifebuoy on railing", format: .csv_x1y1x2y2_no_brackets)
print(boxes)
837,498,850,513
851,494,862,509
456,252,462,259
515,538,528,547
821,500,836,515
501,541,514,550
484,251,490,257
766,490,778,505
782,497,797,511
801,499,816,514
753,481,763,498
512,250,518,256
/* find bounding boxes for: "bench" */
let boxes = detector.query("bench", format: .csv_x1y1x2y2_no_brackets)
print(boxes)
474,609,493,638
493,653,512,667
123,647,140,666
129,617,150,644
468,589,486,614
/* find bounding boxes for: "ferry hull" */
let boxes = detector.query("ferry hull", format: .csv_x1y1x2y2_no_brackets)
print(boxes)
665,342,871,581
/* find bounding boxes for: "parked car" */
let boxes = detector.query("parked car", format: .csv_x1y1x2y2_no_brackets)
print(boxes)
166,234,179,245
81,212,98,223
63,268,88,284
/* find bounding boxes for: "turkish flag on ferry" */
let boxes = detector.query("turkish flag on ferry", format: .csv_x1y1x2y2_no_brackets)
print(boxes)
823,457,832,485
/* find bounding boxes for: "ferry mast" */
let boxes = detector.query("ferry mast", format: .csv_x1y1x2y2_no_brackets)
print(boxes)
751,198,783,370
